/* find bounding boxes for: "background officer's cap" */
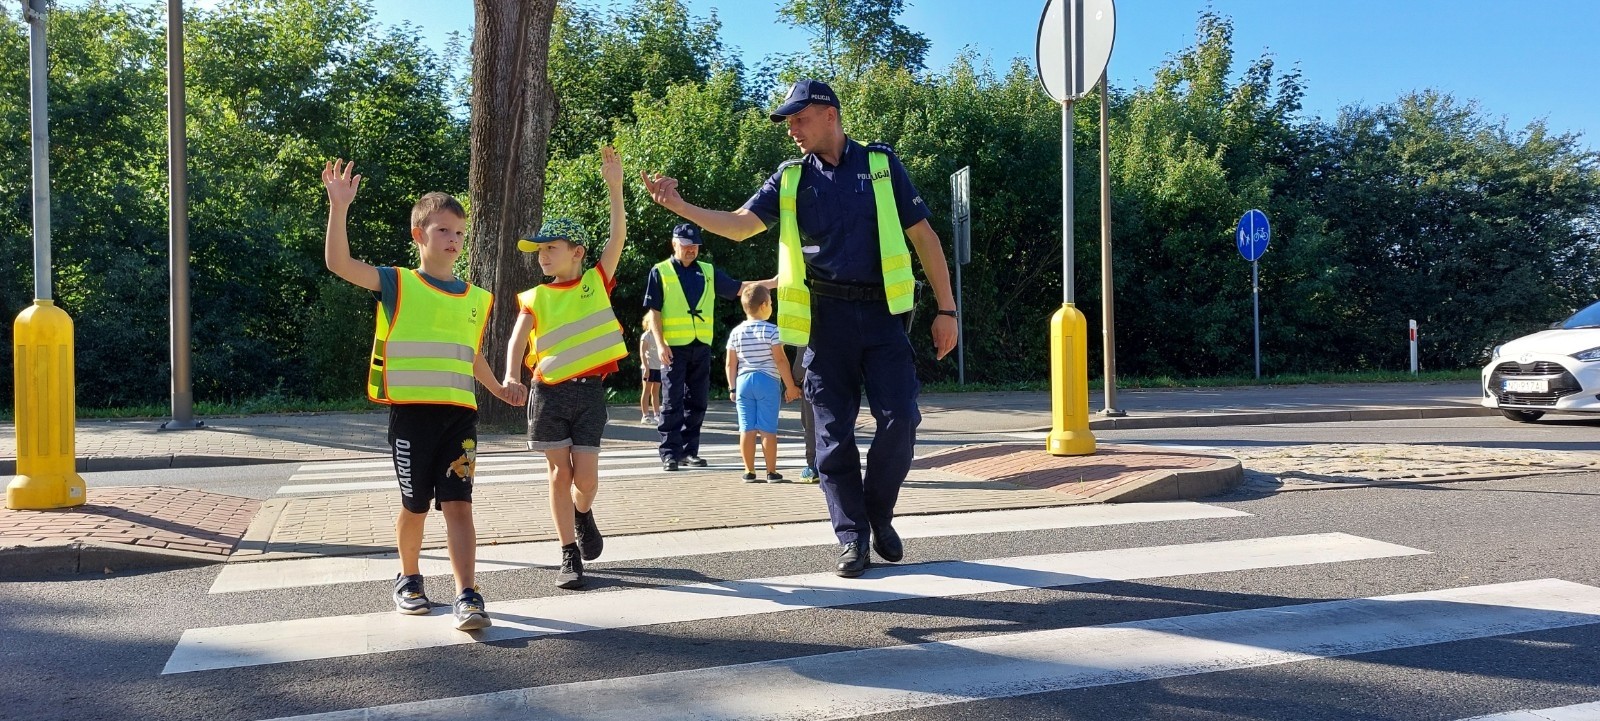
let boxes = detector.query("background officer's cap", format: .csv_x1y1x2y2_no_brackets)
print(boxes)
671,223,702,245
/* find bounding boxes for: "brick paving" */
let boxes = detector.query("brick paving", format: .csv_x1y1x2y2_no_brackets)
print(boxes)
1234,444,1600,488
0,486,258,557
914,443,1233,499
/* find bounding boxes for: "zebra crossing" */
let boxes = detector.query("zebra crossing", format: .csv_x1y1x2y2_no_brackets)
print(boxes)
159,502,1600,720
277,442,815,495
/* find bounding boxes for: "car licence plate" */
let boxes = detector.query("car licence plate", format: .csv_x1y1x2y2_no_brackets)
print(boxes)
1503,379,1548,393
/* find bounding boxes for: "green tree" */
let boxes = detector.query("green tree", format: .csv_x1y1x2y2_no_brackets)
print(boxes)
777,0,930,80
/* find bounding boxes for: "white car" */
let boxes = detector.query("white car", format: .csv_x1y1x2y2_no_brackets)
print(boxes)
1482,299,1600,422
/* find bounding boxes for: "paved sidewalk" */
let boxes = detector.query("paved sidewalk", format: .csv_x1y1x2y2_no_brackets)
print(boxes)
4,381,1530,576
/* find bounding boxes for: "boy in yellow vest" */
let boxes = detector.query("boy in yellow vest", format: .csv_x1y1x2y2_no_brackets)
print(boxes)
321,159,524,631
503,146,628,590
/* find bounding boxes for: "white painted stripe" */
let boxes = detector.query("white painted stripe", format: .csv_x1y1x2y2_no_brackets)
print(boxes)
209,503,1252,594
167,532,1424,674
255,579,1600,721
292,443,824,474
291,448,810,480
1461,701,1600,720
275,456,814,494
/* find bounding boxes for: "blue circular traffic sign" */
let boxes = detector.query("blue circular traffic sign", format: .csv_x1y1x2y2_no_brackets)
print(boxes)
1236,209,1270,262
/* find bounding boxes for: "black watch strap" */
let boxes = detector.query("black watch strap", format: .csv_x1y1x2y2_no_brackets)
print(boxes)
936,309,958,318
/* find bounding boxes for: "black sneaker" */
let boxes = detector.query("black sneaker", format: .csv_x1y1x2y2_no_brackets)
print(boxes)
766,472,787,483
393,573,429,615
574,509,604,561
742,472,762,483
452,587,491,631
556,543,586,589
662,459,679,472
684,455,708,467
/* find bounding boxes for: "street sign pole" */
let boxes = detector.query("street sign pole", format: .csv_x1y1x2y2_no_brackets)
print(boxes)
1038,0,1112,457
949,167,971,386
1252,259,1260,379
9,0,85,510
1235,209,1270,381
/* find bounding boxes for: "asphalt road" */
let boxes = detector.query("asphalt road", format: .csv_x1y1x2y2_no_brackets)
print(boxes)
7,465,1600,721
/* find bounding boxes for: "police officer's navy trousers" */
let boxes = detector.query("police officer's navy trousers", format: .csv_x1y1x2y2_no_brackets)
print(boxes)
804,294,921,545
657,342,710,462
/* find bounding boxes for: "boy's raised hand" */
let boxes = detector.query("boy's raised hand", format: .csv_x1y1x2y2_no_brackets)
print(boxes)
600,146,623,190
322,159,361,208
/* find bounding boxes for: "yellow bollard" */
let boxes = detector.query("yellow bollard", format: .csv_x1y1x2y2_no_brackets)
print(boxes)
1047,303,1096,456
8,299,84,509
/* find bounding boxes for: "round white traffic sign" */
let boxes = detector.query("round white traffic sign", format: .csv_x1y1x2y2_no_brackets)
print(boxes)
1036,0,1115,102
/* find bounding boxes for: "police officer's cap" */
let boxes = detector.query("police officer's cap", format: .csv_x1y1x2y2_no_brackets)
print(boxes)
517,217,592,252
671,223,702,246
769,79,840,123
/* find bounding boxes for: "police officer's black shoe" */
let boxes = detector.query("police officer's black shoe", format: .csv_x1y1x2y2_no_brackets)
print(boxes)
870,522,903,563
836,541,869,578
685,455,708,467
662,459,679,472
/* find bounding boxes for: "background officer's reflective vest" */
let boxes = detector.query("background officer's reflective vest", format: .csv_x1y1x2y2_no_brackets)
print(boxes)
776,148,915,346
654,259,716,346
368,268,492,409
519,267,628,383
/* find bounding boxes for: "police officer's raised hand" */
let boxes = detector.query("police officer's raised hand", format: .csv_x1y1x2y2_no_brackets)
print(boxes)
932,314,957,360
641,170,683,212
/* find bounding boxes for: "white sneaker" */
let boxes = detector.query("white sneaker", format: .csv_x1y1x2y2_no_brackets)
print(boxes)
641,413,652,424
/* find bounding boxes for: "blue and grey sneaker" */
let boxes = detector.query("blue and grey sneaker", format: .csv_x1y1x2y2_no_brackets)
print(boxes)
393,573,429,615
453,587,491,631
799,466,819,484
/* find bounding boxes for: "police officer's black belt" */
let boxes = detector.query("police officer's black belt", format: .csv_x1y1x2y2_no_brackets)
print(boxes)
807,278,887,302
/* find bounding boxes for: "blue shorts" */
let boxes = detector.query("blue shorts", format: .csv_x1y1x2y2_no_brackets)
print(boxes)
735,371,781,434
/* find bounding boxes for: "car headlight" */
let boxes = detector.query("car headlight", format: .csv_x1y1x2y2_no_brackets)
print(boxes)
1492,345,1504,360
1572,346,1600,362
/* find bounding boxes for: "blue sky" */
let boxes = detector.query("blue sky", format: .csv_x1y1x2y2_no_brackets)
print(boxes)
70,0,1600,148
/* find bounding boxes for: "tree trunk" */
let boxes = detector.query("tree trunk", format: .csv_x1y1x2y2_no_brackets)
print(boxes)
468,0,558,426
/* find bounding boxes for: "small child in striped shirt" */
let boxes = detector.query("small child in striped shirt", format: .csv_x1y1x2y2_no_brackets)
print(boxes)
725,284,801,482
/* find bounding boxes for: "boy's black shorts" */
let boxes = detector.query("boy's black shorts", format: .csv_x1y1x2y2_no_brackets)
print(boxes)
527,375,608,453
388,404,478,514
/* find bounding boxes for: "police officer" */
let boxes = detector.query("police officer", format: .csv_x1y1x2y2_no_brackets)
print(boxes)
642,79,958,577
642,223,761,471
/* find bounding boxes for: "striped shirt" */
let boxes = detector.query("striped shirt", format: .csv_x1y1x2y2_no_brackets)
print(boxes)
725,320,782,379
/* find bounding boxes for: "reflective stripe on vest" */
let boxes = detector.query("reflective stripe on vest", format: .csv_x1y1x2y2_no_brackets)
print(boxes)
368,268,492,409
519,267,627,384
775,148,915,346
654,259,716,346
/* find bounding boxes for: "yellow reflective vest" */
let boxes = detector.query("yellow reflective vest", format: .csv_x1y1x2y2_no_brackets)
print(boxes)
776,147,915,346
518,267,628,383
654,259,717,346
368,268,492,409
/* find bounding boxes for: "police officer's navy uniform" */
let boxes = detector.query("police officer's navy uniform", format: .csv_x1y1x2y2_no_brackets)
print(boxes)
642,247,743,465
741,136,932,551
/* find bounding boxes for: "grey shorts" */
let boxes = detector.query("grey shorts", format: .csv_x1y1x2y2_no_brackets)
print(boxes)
527,376,608,453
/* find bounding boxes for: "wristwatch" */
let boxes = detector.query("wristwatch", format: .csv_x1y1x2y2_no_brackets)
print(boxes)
935,309,958,318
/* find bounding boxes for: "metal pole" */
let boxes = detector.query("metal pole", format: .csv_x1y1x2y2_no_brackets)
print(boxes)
955,255,964,385
26,0,51,302
1062,98,1074,305
1252,260,1260,380
1097,77,1123,416
163,0,200,430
